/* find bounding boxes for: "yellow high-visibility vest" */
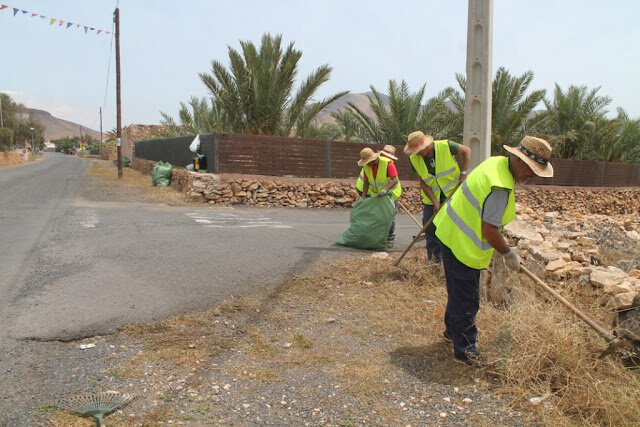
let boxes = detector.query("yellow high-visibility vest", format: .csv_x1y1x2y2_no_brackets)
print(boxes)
363,157,402,201
409,139,460,205
433,156,516,269
355,168,373,196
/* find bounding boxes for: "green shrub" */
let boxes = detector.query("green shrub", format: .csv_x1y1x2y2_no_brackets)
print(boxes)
0,127,13,151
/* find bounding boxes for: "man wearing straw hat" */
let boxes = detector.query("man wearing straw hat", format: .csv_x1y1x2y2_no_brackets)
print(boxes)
356,145,399,197
433,136,554,365
403,131,471,261
358,146,402,248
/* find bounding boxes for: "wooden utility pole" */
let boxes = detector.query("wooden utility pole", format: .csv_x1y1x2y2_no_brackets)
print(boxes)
115,7,123,178
99,107,103,155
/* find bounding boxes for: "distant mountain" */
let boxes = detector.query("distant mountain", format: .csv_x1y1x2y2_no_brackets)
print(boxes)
28,109,101,141
314,92,389,124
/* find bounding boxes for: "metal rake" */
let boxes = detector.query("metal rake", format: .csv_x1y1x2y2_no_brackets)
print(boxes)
56,391,133,426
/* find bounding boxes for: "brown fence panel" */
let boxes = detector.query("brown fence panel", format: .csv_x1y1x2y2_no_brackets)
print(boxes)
602,162,640,187
329,141,417,180
217,133,327,177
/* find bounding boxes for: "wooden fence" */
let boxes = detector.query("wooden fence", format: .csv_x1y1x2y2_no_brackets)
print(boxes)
134,133,640,187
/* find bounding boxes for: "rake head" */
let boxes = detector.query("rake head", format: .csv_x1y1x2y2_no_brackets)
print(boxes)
56,391,133,426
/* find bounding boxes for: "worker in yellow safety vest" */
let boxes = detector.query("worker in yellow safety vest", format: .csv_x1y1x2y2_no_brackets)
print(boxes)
403,131,471,261
355,144,398,197
433,136,554,365
358,147,402,247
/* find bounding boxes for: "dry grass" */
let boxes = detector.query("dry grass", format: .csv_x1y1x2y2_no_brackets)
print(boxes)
88,161,191,206
276,251,640,425
0,151,35,168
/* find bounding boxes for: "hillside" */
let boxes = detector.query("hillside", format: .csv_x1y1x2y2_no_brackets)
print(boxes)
28,109,101,141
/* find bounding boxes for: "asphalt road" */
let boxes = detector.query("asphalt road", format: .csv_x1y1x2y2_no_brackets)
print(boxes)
0,153,419,343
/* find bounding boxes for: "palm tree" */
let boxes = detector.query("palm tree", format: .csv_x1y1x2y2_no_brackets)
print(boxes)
599,108,640,163
160,97,229,137
453,67,545,154
199,33,348,137
334,80,458,146
527,84,611,159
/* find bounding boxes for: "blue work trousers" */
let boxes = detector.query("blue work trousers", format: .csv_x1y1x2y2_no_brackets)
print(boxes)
422,193,446,261
441,242,481,359
387,199,399,244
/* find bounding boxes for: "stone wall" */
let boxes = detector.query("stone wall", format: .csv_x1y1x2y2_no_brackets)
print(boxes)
133,158,426,212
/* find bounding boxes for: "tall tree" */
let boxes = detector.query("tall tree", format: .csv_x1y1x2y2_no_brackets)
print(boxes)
198,33,348,137
452,67,545,154
334,80,458,146
527,84,611,159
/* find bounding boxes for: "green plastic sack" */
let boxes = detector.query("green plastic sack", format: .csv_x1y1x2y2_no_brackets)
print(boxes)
122,157,131,167
151,161,173,187
335,195,395,251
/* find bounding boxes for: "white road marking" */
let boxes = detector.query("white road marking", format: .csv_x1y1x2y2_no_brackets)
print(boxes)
80,212,99,228
186,212,293,229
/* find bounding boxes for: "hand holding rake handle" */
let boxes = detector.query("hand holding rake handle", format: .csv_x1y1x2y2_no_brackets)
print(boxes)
394,181,462,267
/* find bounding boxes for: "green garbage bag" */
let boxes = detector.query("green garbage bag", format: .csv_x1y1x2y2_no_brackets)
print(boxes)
151,161,173,187
122,157,131,167
335,195,395,251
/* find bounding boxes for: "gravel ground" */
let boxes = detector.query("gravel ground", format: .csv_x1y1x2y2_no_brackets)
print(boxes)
24,277,530,426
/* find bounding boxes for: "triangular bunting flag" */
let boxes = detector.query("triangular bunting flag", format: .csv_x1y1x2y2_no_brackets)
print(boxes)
66,22,72,29
76,24,80,28
31,13,38,17
40,15,46,19
90,27,95,31
21,9,27,14
0,5,8,11
97,29,102,35
13,7,18,16
83,26,88,34
49,17,56,25
58,20,64,26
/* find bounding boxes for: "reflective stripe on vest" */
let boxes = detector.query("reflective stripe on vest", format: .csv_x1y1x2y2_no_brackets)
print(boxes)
434,156,516,269
409,140,460,205
355,168,373,195
363,157,402,200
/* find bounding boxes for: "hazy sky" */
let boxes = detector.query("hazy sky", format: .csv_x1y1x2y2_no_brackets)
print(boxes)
2,1,639,134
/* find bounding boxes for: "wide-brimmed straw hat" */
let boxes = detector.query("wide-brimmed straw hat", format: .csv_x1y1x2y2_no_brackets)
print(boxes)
404,131,434,155
357,147,380,167
503,136,554,178
379,144,398,161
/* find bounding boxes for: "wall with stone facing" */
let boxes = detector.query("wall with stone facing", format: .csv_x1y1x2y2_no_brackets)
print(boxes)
133,158,425,211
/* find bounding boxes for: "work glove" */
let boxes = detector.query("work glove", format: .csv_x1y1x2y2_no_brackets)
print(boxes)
502,249,521,272
378,188,388,197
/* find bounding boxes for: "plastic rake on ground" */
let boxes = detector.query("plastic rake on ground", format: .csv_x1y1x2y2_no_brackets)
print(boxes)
56,391,133,426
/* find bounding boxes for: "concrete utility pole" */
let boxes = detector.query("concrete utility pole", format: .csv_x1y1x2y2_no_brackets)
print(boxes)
462,0,493,169
115,7,123,179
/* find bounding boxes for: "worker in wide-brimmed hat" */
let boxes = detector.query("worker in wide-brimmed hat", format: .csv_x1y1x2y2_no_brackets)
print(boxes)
432,136,553,366
404,131,471,262
356,145,398,196
357,146,402,248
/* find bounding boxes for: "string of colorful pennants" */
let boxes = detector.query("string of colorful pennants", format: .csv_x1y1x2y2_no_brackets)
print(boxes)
0,3,110,35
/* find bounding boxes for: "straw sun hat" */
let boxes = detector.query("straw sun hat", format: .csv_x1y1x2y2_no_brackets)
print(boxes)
379,144,399,161
404,131,434,155
357,147,380,167
503,136,554,178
